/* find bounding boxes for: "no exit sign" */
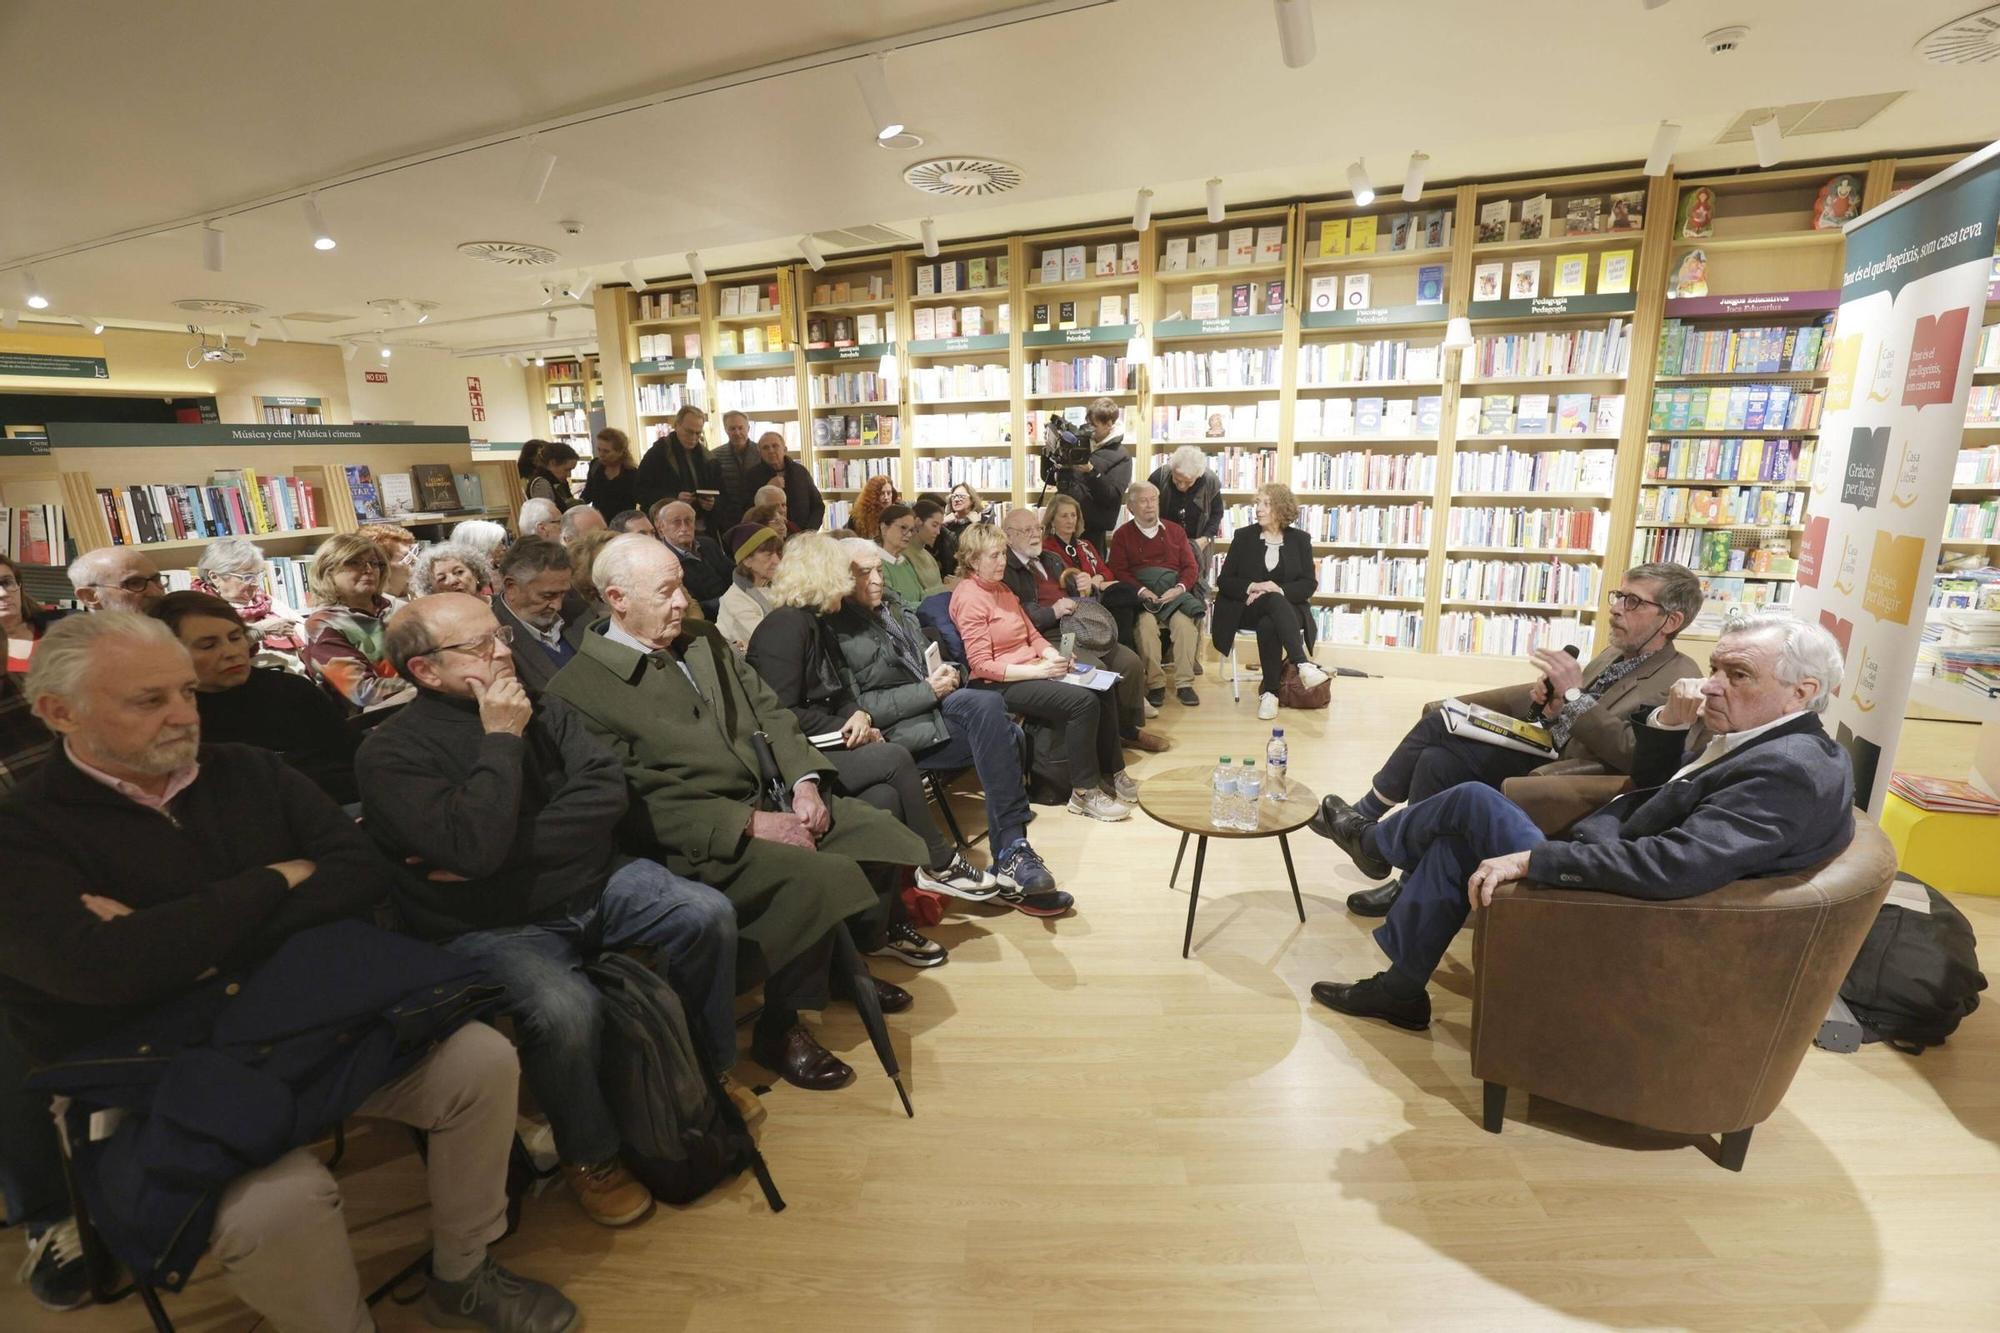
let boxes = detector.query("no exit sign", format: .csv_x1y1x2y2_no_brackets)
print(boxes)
364,369,389,383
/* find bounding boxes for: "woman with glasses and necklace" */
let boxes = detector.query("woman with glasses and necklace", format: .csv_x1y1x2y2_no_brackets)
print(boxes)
300,533,415,712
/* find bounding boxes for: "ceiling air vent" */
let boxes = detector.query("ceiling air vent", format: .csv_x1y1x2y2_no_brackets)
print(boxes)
456,241,562,266
173,298,264,316
903,157,1023,198
1716,93,1906,144
279,311,355,324
1919,6,2000,63
811,224,915,250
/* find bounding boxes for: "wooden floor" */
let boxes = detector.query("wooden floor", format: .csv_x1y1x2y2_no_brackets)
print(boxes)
12,661,2000,1332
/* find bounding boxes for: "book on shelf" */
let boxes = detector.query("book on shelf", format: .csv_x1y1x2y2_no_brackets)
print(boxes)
1119,242,1139,274
1194,233,1219,270
1032,303,1051,332
1264,279,1284,313
1423,210,1450,248
915,264,936,296
1354,397,1385,433
912,309,936,341
1480,395,1516,435
1099,295,1125,325
1509,261,1540,300
1309,275,1339,311
1342,273,1372,309
1415,394,1442,433
1555,393,1592,435
1189,284,1221,320
1255,226,1283,262
1349,216,1378,254
719,287,741,317
1564,196,1602,235
1318,218,1348,257
453,473,484,513
1598,249,1633,295
1383,399,1415,435
963,306,986,337
1388,213,1413,252
1227,227,1254,265
1473,262,1504,301
1230,284,1252,317
1040,249,1061,282
411,464,463,512
344,465,382,521
1519,195,1549,241
380,472,416,517
1594,395,1625,435
1094,244,1117,277
1608,190,1644,232
938,264,959,295
1063,246,1086,281
1477,199,1509,243
1552,253,1588,296
1416,264,1445,304
1057,301,1077,330
1,504,67,565
1516,394,1551,435
1163,236,1189,272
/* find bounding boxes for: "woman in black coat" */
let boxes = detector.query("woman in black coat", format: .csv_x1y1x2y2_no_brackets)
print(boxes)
1209,482,1329,715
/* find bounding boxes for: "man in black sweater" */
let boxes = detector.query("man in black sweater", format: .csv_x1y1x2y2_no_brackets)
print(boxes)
0,613,576,1333
1310,615,1857,1032
635,405,718,526
359,593,749,1228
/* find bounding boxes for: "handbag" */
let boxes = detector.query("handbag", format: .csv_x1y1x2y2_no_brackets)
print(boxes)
1278,662,1330,710
1057,597,1118,654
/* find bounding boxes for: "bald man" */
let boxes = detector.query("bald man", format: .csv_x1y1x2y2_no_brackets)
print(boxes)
67,547,165,613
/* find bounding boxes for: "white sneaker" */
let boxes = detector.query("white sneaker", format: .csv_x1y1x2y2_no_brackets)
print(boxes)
1296,662,1330,691
1257,692,1279,720
1067,788,1132,822
1142,697,1161,719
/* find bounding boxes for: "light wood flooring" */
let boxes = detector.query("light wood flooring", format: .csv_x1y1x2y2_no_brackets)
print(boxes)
10,662,2000,1331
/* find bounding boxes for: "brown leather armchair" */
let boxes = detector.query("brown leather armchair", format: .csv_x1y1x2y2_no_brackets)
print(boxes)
1469,811,1897,1170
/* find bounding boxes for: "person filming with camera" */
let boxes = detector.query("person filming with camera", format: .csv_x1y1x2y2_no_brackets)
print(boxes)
1043,397,1133,555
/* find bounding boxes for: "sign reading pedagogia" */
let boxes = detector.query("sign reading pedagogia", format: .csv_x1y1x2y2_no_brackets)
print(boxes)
45,422,473,448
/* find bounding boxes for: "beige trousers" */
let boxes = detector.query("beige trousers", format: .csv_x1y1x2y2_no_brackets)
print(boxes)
206,1022,519,1333
1134,610,1199,691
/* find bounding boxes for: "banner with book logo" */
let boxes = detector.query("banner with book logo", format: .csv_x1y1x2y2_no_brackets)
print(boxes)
1793,140,2000,811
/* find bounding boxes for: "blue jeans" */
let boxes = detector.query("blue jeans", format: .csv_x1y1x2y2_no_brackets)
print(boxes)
444,858,737,1167
1370,783,1547,986
0,1021,65,1229
919,686,1030,850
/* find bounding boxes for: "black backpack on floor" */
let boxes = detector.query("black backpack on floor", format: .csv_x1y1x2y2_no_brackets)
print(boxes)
1839,878,1988,1053
1023,719,1073,805
585,953,783,1210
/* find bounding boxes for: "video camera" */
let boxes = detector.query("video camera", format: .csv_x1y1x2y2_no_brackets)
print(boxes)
1037,413,1096,485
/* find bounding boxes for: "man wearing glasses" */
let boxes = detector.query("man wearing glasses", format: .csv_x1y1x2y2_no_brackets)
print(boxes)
358,592,752,1230
67,547,166,613
1316,562,1705,918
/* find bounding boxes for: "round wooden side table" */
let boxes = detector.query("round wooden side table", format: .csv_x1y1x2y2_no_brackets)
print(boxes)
1135,764,1318,957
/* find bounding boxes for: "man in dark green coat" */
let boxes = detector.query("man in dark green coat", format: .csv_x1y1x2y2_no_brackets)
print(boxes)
545,535,928,1092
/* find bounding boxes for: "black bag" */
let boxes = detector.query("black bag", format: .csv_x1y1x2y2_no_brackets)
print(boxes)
585,953,783,1210
1023,718,1073,805
1839,879,1987,1053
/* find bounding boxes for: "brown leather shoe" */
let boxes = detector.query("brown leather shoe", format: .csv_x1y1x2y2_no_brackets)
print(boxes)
870,975,913,1014
1127,728,1172,753
754,1024,854,1091
563,1158,654,1227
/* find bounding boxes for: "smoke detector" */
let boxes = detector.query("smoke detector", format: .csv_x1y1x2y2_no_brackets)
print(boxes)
903,157,1023,198
1918,6,2000,63
1704,25,1750,55
173,298,264,316
456,240,562,266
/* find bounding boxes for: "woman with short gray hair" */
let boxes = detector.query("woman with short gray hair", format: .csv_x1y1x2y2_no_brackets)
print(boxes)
194,536,303,654
408,541,496,599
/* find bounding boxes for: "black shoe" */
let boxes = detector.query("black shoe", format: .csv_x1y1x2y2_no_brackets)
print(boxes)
1310,976,1432,1031
1346,878,1403,917
1175,686,1201,707
1147,687,1166,708
1307,796,1391,879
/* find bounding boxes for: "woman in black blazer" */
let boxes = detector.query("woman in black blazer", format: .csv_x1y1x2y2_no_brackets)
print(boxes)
1209,482,1328,713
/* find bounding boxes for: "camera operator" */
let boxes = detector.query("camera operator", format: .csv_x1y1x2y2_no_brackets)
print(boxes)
1047,397,1133,554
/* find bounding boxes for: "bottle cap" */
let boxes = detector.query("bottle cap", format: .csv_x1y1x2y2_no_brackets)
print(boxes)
1272,727,1284,736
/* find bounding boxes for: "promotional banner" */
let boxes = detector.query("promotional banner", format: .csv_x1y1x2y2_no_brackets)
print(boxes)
1793,141,2000,812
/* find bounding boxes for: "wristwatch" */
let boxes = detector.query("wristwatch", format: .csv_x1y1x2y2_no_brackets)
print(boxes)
1562,686,1582,704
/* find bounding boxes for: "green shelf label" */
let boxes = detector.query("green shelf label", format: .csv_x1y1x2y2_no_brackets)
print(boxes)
712,350,796,370
1468,294,1636,320
0,351,109,380
43,423,472,448
805,342,896,364
631,358,697,374
1023,323,1138,347
257,395,323,408
1302,304,1445,330
0,438,50,456
1155,314,1285,339
907,333,1010,355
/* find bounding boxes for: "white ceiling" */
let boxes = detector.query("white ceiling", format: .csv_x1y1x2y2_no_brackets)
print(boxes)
4,0,1996,354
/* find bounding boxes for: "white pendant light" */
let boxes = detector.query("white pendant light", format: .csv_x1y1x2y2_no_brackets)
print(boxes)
523,134,558,204
1346,161,1375,208
0,309,16,330
202,224,226,273
1750,114,1784,168
304,193,336,251
1205,178,1225,224
1133,188,1153,232
620,261,645,290
82,316,105,335
1273,0,1315,68
685,252,706,285
1644,121,1682,177
920,218,939,258
21,270,48,310
1402,152,1428,203
1443,316,1474,351
245,324,260,347
534,353,546,367
546,312,559,337
853,53,904,143
799,235,827,271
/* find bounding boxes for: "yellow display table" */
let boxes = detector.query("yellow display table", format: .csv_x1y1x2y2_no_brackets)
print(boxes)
1879,792,2000,897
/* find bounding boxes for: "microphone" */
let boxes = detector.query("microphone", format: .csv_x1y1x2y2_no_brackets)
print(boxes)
1539,644,1580,714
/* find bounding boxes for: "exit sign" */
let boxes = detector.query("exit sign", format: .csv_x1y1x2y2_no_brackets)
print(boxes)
364,369,389,383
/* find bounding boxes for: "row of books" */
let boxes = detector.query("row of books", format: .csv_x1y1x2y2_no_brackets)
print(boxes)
715,374,798,413
1966,385,2000,424
1031,297,1128,331
815,454,897,489
1444,505,1607,553
910,362,1008,402
1460,392,1624,437
1312,604,1424,650
912,304,1009,341
1648,384,1824,432
810,273,893,306
916,255,1010,295
636,380,703,417
1976,324,2000,372
346,465,483,522
911,412,1010,447
1440,610,1595,657
1159,226,1284,273
1705,541,1796,578
259,404,323,425
712,325,789,356
634,289,698,321
1472,251,1632,303
1452,447,1616,495
0,504,68,565
803,312,891,348
1927,572,2000,612
1689,577,1791,631
636,331,700,361
1209,447,1280,490
1633,525,1738,570
1637,484,1807,528
1477,191,1643,244
156,555,313,612
1298,394,1442,439
1292,450,1436,494
101,472,322,548
912,456,1011,491
542,361,587,384
1184,279,1285,320
1298,340,1444,385
1316,210,1452,257
1656,317,1834,376
1463,321,1631,380
1027,355,1134,396
810,413,898,449
1957,446,2000,487
1888,772,2000,815
549,409,590,437
1295,503,1431,547
1151,347,1283,391
1310,268,1444,312
1442,558,1599,609
1152,401,1281,443
547,383,588,406
718,283,780,318
811,371,895,407
1316,555,1428,598
1645,436,1814,484
1945,499,1998,541
1039,242,1141,283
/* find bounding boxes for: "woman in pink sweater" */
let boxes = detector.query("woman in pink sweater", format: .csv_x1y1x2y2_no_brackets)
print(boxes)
949,525,1133,822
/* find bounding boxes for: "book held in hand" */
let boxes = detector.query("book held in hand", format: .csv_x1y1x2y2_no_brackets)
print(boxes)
1438,698,1560,759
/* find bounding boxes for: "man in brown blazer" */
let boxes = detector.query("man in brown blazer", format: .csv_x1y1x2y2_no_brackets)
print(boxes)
1319,562,1705,917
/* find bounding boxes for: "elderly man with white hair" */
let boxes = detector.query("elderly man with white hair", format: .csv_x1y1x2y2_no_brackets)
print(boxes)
518,497,563,544
1146,444,1224,566
1308,614,1857,1033
651,499,732,617
559,505,606,545
66,546,165,613
451,518,510,564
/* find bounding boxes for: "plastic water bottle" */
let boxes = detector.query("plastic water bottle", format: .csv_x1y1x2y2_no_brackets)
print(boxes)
1236,757,1262,829
1265,727,1289,801
1211,756,1237,827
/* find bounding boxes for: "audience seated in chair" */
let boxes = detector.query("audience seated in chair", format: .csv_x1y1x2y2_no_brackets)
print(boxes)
609,507,654,537
717,522,783,652
1109,480,1205,710
1307,614,1856,1034
409,539,496,599
1040,492,1134,647
1328,561,1704,918
544,535,930,1092
357,521,419,601
519,497,564,545
300,533,414,712
651,499,732,618
950,523,1133,828
907,497,953,595
194,536,304,656
0,613,577,1333
491,537,581,694
66,546,165,613
559,504,606,546
152,591,359,805
359,591,752,1227
1209,481,1327,721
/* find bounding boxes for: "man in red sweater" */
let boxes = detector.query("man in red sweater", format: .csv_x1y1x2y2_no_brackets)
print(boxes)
1109,480,1204,708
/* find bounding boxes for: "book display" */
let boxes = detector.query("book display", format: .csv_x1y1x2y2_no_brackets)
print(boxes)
803,253,902,496
537,355,600,463
902,239,1019,502
1021,218,1145,480
624,279,707,440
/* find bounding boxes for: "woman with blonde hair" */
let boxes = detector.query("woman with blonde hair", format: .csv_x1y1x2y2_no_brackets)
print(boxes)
408,541,496,598
300,532,412,711
1210,481,1328,719
941,482,983,549
849,474,900,540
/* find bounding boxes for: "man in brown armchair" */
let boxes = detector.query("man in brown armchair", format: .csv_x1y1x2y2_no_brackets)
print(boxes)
1316,562,1704,917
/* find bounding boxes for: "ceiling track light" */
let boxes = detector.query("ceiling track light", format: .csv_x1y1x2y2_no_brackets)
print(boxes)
245,324,260,347
1205,178,1224,224
202,224,226,273
82,316,105,335
1750,113,1784,168
920,218,939,258
1644,121,1683,177
799,234,827,270
272,316,292,342
853,52,904,144
620,261,645,290
1133,188,1153,232
304,192,336,251
1346,160,1375,207
685,252,706,285
21,270,48,310
342,342,358,362
1273,0,1316,67
1402,152,1428,203
523,134,558,204
535,353,546,367
545,312,559,337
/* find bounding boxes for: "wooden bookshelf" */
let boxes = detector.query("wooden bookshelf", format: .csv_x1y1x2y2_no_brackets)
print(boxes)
900,236,1020,504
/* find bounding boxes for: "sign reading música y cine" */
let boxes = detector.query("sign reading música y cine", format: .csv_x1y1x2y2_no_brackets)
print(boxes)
1791,138,2000,811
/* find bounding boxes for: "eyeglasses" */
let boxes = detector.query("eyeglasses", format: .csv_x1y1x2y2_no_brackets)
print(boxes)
422,625,515,661
86,573,166,594
341,557,387,574
1608,590,1663,612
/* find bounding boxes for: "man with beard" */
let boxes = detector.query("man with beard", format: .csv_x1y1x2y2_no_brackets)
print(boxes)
492,537,583,694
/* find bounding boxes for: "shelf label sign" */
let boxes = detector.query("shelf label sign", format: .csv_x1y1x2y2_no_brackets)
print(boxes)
0,331,109,380
1666,290,1840,317
1791,138,2000,810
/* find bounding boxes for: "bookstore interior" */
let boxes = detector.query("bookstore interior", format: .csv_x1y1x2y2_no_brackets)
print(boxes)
6,2,2000,1329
